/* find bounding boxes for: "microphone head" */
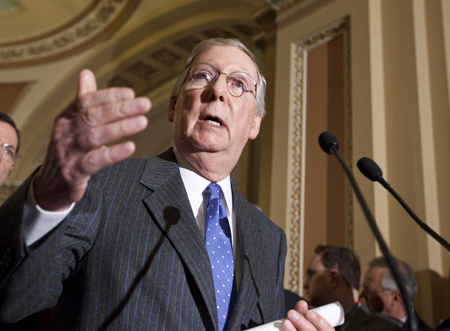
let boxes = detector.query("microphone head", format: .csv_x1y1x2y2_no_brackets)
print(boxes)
318,132,339,154
357,157,383,182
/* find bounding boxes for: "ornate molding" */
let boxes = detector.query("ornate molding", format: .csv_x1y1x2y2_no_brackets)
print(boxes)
267,0,340,30
253,5,277,50
0,2,27,19
287,16,352,293
0,0,140,68
267,0,305,11
287,42,305,293
267,0,336,12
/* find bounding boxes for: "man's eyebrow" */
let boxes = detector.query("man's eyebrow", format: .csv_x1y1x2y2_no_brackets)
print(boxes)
2,142,17,149
200,61,253,73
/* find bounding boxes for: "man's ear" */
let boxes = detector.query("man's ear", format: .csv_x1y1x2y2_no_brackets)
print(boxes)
168,96,177,122
249,114,262,140
391,290,402,305
329,270,340,288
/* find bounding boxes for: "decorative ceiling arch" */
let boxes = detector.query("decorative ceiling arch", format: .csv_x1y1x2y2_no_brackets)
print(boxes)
0,0,140,68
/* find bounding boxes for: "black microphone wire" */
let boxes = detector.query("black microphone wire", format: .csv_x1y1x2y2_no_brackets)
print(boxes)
357,157,450,252
318,132,418,331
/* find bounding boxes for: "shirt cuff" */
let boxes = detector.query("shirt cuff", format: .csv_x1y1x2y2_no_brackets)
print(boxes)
22,175,75,246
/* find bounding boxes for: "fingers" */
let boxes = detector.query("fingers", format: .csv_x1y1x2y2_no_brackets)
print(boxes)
81,141,136,175
65,70,151,145
71,69,145,124
76,87,136,111
77,69,97,96
77,115,148,150
77,96,151,128
294,300,309,312
282,307,334,331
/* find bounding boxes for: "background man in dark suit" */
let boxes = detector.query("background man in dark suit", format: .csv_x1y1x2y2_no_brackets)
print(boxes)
303,244,403,331
0,112,20,187
361,257,434,331
0,38,333,331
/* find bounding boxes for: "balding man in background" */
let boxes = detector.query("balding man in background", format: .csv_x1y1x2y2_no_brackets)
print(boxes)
361,257,434,331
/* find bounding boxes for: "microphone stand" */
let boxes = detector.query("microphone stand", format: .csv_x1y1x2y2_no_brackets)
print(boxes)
325,143,418,331
375,176,450,252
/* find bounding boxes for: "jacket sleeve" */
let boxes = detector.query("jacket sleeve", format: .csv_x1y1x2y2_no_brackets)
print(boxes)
0,172,35,290
0,170,102,324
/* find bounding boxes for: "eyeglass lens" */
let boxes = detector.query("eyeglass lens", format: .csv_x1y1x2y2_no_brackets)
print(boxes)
1,143,16,162
188,63,256,97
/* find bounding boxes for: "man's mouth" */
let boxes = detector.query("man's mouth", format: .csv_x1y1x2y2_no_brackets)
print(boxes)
204,116,222,127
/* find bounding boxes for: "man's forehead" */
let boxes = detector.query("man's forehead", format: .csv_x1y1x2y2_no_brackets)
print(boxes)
193,46,258,76
365,267,383,282
0,121,18,146
310,254,325,267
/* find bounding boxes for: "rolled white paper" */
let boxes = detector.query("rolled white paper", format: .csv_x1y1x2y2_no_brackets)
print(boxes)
246,301,345,331
310,301,345,327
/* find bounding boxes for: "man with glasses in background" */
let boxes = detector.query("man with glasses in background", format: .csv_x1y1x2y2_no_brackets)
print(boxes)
304,245,403,331
0,112,20,188
0,39,333,331
361,257,433,331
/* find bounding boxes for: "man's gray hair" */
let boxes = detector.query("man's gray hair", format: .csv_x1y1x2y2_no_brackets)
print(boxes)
368,257,418,301
170,38,266,117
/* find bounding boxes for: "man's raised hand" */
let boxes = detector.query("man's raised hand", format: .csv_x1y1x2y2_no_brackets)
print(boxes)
34,69,151,211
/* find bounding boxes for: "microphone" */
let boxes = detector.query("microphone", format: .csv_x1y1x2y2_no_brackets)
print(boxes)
318,131,339,154
356,157,382,182
357,157,450,251
318,132,418,331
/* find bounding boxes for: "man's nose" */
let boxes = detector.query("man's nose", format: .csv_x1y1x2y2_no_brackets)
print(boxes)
208,73,228,101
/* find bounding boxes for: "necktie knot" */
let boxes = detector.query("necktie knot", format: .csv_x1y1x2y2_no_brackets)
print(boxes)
206,182,220,202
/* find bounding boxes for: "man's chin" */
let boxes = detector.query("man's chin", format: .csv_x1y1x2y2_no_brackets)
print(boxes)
188,139,226,154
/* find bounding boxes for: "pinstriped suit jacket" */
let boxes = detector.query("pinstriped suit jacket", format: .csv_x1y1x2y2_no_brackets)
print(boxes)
0,148,287,330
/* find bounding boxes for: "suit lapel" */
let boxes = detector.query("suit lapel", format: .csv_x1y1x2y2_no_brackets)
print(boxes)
226,184,264,330
139,149,218,330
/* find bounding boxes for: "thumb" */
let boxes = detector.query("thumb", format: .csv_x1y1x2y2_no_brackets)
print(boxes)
76,69,97,97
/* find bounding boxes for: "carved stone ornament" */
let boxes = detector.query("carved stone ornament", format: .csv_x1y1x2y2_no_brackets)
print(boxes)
287,17,352,293
0,0,140,68
267,0,337,13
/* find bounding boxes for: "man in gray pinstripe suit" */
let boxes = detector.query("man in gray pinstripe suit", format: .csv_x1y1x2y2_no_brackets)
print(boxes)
0,39,334,331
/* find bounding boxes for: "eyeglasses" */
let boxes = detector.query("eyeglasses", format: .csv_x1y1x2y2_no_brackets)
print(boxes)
187,63,257,98
1,143,17,163
305,269,329,282
361,286,391,297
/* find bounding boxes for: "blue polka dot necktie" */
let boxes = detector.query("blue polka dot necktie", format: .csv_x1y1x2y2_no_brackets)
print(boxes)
204,183,236,331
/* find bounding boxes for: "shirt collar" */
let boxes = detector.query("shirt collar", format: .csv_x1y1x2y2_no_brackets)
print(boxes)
173,147,233,215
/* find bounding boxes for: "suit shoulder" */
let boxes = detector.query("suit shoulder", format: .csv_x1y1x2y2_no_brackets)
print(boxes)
346,304,403,331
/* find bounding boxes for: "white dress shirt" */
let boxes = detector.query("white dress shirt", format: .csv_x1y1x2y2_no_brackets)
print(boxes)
173,147,241,288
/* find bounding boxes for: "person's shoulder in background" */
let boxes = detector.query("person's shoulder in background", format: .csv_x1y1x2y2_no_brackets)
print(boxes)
436,317,450,330
284,289,308,315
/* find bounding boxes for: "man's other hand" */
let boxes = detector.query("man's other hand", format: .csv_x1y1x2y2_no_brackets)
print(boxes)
34,69,151,211
282,300,335,331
